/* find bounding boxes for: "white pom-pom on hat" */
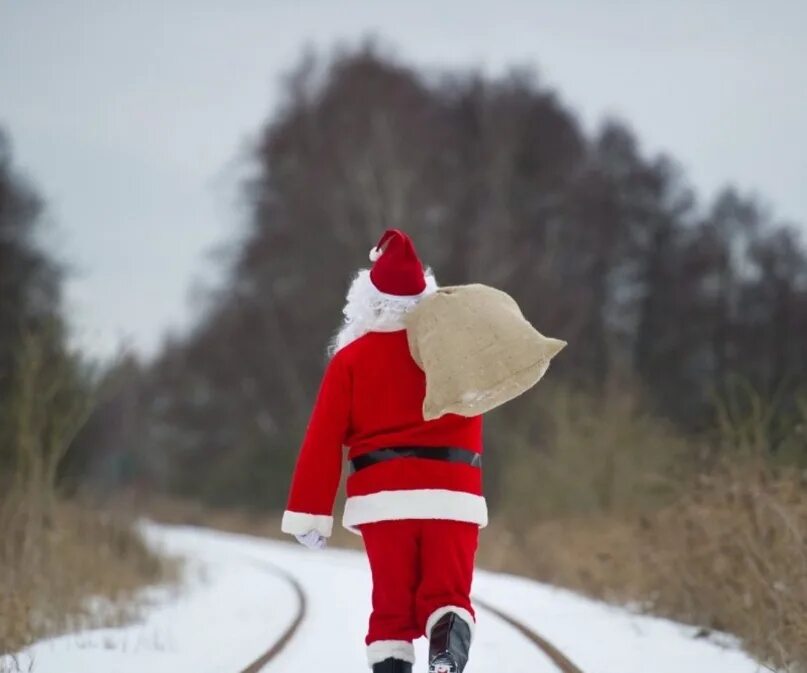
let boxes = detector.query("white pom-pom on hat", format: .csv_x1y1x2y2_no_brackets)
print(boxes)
369,246,383,262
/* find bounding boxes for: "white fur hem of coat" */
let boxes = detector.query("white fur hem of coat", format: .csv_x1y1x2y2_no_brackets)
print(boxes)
367,639,415,666
281,510,333,537
342,489,488,534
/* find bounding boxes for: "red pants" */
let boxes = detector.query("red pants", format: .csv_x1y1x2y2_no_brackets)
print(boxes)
359,519,479,665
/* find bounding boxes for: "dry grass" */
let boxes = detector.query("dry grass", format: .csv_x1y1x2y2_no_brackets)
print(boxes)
478,382,807,669
0,333,180,662
477,461,807,671
0,496,178,658
489,383,699,520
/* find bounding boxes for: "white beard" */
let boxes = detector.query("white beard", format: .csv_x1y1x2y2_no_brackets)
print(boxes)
328,267,438,356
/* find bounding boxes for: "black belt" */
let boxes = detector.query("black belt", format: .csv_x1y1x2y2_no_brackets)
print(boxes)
349,445,482,474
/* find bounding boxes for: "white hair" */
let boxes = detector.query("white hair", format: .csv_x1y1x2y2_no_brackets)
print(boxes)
328,267,438,356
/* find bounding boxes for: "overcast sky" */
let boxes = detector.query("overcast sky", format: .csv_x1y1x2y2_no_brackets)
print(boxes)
1,0,805,360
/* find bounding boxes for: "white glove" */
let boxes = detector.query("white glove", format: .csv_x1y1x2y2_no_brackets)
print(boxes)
295,530,327,550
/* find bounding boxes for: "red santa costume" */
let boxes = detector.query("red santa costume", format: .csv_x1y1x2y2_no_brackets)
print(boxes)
281,229,485,672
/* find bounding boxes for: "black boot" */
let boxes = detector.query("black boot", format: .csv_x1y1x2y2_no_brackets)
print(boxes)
428,612,472,673
373,657,412,673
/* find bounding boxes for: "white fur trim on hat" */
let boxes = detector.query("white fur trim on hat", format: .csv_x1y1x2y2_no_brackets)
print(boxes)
425,605,476,641
367,640,415,666
369,246,383,262
342,489,488,534
281,510,334,537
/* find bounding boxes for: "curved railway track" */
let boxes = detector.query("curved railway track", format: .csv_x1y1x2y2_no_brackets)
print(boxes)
238,557,585,673
473,596,585,673
238,559,307,673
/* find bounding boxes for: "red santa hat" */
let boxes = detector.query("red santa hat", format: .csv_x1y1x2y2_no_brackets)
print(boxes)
368,229,427,296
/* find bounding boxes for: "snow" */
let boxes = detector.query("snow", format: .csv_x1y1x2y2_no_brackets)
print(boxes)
3,522,766,673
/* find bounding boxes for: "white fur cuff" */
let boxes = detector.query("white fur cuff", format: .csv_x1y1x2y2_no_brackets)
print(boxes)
367,640,415,666
425,605,476,641
281,510,333,537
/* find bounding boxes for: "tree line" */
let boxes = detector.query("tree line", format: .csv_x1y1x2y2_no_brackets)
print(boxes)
127,48,806,509
3,47,806,510
0,130,90,489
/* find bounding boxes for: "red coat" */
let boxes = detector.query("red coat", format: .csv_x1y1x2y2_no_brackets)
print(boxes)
281,329,487,538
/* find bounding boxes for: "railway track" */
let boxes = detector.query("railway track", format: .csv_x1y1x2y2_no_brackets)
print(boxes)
474,596,585,673
239,557,585,673
238,559,307,673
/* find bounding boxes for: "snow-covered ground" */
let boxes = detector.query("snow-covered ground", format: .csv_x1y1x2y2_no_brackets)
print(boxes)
3,522,764,673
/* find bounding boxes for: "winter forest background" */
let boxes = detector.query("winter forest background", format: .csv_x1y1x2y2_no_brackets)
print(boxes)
65,49,807,507
3,38,807,671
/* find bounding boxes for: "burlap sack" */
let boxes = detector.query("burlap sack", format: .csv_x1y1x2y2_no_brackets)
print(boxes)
405,284,567,420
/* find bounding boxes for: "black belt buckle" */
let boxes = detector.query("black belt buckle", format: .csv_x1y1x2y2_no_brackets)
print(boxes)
349,445,482,474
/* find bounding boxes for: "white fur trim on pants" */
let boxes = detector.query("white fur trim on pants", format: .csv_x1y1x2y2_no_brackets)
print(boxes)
425,605,476,641
367,639,415,666
281,510,333,537
342,489,488,534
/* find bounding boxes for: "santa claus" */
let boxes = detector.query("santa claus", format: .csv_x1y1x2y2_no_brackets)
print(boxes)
281,229,485,673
